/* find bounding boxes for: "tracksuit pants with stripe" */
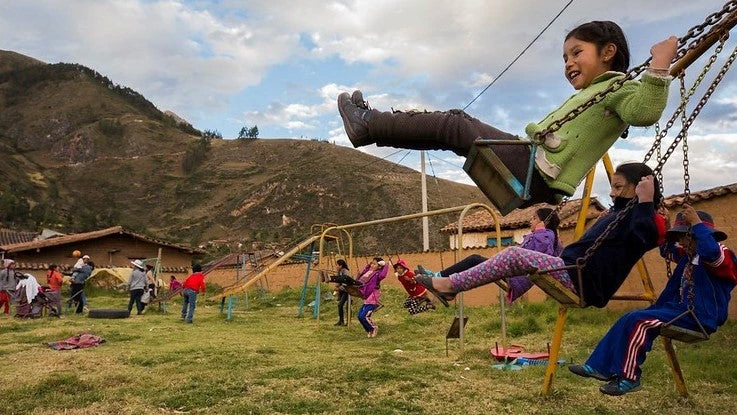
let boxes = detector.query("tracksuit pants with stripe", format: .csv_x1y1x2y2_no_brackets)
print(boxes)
585,305,701,382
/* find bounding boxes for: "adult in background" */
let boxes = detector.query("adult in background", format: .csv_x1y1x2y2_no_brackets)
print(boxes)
70,260,94,314
333,259,351,326
45,264,64,314
181,264,206,324
128,260,147,315
0,259,18,315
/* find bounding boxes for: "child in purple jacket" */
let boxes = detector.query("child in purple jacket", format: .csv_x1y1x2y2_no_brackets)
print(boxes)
356,257,389,337
417,207,562,303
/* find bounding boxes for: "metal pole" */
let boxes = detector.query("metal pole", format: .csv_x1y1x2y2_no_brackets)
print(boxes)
421,151,430,251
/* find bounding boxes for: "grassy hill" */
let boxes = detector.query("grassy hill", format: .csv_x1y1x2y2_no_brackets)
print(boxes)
0,50,487,254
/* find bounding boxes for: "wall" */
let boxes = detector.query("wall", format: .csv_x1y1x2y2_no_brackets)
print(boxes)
205,194,737,320
8,234,194,280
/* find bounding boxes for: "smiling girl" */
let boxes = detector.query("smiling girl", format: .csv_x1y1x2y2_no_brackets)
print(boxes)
337,21,677,206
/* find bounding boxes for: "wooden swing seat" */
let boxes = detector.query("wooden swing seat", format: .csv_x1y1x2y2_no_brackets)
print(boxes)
660,325,710,343
528,272,582,307
463,144,526,215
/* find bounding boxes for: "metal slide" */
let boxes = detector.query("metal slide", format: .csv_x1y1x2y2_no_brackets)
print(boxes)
206,234,321,302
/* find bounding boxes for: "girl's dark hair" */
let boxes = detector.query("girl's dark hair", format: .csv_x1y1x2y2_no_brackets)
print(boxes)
536,207,560,248
566,21,630,72
192,263,202,272
614,162,662,204
336,259,349,270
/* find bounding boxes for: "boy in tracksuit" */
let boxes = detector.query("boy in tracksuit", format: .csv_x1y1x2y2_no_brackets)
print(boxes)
569,205,736,396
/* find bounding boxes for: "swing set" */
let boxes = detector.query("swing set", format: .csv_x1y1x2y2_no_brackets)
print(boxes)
464,1,737,397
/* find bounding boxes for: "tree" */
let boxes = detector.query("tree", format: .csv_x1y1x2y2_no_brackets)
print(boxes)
203,129,222,139
237,124,259,139
248,126,259,139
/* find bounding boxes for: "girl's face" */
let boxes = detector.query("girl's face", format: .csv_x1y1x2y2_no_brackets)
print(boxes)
563,36,615,90
529,213,541,229
609,173,637,199
369,260,379,270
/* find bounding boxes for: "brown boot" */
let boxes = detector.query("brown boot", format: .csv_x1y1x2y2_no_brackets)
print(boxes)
337,92,374,147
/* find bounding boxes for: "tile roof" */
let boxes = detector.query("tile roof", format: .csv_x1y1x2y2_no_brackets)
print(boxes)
663,183,737,208
0,226,205,254
0,229,38,246
440,198,606,234
203,250,281,270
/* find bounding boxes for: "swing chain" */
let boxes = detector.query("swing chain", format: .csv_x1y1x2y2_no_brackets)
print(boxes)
653,42,737,178
643,34,727,166
677,0,737,61
577,43,737,273
534,2,736,143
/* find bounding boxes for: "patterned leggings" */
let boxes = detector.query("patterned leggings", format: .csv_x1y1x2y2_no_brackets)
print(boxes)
448,247,575,293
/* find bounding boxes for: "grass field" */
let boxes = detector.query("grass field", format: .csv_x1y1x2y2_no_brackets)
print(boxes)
1,284,735,415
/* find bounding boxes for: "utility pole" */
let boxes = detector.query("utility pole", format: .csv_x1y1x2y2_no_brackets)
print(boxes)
421,151,429,251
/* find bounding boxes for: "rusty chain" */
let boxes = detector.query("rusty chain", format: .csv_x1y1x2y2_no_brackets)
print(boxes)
533,0,737,143
574,42,737,272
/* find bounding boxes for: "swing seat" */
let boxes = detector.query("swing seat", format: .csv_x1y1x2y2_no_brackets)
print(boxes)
528,272,582,307
660,325,709,343
463,144,526,215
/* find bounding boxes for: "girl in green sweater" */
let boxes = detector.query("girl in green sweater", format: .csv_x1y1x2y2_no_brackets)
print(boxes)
337,21,676,206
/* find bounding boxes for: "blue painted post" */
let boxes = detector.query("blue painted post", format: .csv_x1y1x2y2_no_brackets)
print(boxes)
227,295,234,321
312,277,321,319
297,242,316,318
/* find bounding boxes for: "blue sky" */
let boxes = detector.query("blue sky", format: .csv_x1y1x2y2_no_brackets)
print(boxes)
2,0,736,206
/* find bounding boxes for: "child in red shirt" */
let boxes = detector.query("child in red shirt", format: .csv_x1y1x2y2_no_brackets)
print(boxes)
395,259,435,315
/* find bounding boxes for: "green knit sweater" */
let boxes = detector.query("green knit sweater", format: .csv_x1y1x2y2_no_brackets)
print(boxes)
525,71,671,196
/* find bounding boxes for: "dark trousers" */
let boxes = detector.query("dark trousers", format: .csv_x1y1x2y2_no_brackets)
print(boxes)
70,283,85,314
368,109,557,205
337,290,348,323
128,288,144,314
439,254,488,277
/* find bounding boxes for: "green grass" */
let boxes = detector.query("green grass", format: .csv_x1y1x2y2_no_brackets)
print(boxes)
1,285,735,414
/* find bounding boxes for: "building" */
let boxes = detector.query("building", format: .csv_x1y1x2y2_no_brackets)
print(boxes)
439,198,607,249
0,226,205,279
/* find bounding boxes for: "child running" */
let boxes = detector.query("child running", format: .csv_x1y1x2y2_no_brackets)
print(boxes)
569,206,736,395
338,21,677,206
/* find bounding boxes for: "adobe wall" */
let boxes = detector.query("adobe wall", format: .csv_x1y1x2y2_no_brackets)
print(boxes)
206,194,736,320
8,234,194,281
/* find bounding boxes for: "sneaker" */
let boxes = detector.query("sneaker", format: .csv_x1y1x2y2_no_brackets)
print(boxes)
568,364,611,381
337,91,373,147
599,378,641,396
416,264,440,278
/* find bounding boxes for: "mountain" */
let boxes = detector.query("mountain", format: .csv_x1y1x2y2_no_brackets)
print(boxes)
0,50,487,254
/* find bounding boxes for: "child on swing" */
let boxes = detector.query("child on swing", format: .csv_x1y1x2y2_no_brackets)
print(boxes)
569,205,736,395
338,21,677,206
356,257,389,337
418,206,563,303
414,162,666,309
394,259,435,315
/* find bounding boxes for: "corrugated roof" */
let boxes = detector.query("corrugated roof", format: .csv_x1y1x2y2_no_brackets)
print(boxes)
440,198,606,234
663,183,737,208
0,226,205,254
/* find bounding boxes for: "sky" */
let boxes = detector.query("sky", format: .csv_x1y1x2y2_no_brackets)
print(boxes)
2,0,736,207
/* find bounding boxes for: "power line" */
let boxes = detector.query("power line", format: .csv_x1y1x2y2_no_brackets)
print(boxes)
427,152,465,170
463,0,575,111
